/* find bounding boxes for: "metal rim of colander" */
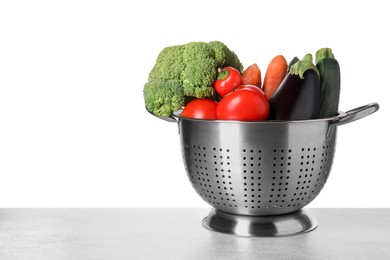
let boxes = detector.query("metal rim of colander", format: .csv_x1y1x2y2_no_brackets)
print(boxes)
172,110,344,124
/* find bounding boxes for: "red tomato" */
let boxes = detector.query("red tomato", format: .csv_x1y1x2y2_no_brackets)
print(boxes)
217,85,269,121
241,84,263,94
182,99,218,120
214,67,243,97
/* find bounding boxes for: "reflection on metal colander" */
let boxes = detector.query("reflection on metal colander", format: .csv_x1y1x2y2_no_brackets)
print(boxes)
180,118,337,216
177,103,379,218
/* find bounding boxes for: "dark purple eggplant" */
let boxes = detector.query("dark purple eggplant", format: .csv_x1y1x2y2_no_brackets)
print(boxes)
268,54,320,120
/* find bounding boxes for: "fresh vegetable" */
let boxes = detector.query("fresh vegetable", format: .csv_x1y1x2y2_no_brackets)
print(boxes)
144,79,185,118
262,55,288,99
217,85,269,121
242,64,262,88
268,54,320,120
182,99,218,120
214,67,243,97
315,48,341,118
144,41,243,117
242,84,265,95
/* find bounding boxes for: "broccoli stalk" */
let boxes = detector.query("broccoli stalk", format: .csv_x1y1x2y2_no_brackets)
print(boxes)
144,41,243,117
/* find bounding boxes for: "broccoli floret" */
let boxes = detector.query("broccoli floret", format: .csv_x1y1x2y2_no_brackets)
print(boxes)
208,41,243,72
144,79,184,117
181,42,217,98
148,45,185,81
144,41,243,117
181,57,216,98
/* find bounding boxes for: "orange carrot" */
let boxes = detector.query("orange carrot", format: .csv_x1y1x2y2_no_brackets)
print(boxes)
242,64,262,88
262,55,288,99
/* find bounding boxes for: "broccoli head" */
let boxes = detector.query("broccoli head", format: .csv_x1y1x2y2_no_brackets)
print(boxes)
144,41,243,117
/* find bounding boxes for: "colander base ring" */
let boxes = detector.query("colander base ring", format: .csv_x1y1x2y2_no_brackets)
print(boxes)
202,208,318,237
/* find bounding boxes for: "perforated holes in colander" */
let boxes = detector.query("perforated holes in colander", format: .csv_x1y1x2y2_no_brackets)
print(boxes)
267,149,291,209
286,147,319,207
316,144,334,185
211,147,237,209
241,149,263,209
187,145,210,198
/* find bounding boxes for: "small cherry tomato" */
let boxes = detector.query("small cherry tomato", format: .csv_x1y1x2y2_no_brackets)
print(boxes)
214,67,243,97
182,99,218,120
217,85,269,121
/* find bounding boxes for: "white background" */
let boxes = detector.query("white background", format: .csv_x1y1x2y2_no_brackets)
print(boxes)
0,0,388,208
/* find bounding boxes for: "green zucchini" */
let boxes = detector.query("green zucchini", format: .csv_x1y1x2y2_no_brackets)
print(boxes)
315,48,341,118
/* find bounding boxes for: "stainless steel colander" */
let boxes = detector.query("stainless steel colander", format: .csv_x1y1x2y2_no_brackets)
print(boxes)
150,102,379,236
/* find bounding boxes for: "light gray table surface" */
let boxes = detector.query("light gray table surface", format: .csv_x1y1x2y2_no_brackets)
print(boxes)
0,208,389,260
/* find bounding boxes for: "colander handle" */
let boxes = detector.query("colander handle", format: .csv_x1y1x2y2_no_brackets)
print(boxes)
327,102,379,138
331,102,379,127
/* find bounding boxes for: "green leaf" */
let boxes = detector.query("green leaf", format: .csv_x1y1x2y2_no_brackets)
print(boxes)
290,53,320,79
288,56,300,72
